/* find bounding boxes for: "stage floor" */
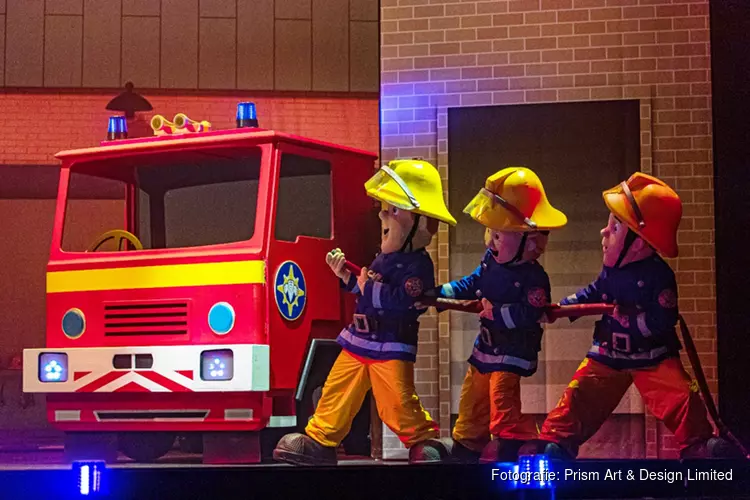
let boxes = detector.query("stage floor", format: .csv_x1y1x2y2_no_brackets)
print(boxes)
1,449,749,500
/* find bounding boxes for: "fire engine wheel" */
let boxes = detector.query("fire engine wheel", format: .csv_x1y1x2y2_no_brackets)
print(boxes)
118,432,176,463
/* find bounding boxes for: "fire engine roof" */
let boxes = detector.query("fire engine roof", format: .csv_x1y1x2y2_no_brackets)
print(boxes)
54,128,378,162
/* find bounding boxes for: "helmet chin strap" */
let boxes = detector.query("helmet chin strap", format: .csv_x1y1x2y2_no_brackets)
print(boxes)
614,229,638,268
508,233,528,264
399,214,421,253
506,230,548,264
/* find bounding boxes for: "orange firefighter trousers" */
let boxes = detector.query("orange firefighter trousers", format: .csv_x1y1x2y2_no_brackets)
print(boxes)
452,365,539,452
305,350,439,448
539,357,714,456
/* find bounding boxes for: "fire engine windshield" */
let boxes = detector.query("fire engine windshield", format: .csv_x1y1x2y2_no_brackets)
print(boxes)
61,147,262,252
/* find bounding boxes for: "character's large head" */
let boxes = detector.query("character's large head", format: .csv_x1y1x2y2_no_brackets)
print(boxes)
463,167,567,264
365,159,457,254
601,172,682,267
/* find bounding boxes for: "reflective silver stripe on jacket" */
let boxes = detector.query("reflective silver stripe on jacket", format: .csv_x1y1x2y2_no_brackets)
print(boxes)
339,329,417,355
470,348,536,370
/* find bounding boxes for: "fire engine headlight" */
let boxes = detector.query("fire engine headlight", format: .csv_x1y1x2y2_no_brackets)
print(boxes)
62,308,86,339
208,302,235,335
39,353,68,383
200,349,234,381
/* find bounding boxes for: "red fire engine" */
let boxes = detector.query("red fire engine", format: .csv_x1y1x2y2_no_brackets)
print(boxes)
23,103,380,463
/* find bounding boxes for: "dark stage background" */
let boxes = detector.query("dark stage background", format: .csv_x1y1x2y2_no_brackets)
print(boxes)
710,0,750,446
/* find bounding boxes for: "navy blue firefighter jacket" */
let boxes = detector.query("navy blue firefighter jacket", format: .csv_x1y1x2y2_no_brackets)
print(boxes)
438,249,550,377
336,249,435,362
560,255,682,370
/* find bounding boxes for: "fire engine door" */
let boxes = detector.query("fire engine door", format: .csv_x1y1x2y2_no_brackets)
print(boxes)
266,147,340,390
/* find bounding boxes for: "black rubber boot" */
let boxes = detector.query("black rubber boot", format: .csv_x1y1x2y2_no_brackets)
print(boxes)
518,439,575,460
681,437,745,459
272,433,338,466
448,439,482,464
408,438,450,464
478,439,526,463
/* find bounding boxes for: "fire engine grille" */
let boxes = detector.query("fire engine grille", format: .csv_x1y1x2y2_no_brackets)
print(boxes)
94,410,209,421
103,302,189,336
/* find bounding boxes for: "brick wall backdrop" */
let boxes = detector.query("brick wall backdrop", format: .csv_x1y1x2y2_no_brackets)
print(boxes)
381,0,713,459
0,93,379,164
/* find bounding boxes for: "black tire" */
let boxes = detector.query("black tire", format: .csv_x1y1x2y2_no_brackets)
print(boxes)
177,433,203,454
292,339,372,458
297,378,371,457
118,432,176,462
342,394,371,456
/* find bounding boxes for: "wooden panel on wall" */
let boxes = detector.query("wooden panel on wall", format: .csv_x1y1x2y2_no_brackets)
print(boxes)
275,20,312,91
312,0,348,92
5,0,44,87
350,21,378,93
0,0,379,91
237,0,273,90
275,0,310,20
83,0,121,87
200,0,236,18
123,0,159,16
350,0,377,21
122,16,160,88
0,16,4,87
44,15,83,87
199,18,236,89
161,0,198,89
45,0,82,15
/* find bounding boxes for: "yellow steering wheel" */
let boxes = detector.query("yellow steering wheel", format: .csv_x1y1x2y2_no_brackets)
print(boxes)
87,230,144,252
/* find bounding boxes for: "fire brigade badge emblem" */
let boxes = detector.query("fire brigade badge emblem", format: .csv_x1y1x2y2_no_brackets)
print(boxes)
404,277,423,297
658,289,677,309
527,287,548,308
274,261,307,321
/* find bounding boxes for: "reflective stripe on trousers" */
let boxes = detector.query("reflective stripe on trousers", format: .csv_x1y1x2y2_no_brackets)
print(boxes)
339,329,417,355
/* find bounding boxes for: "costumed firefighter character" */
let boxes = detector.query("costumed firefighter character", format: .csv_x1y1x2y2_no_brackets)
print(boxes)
273,159,458,466
520,173,740,459
425,167,567,463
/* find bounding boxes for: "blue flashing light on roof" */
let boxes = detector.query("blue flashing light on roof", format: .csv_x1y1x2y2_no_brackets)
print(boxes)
107,116,128,140
236,102,259,128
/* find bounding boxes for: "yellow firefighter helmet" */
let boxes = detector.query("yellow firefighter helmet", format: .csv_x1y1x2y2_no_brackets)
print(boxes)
365,158,457,226
463,167,567,232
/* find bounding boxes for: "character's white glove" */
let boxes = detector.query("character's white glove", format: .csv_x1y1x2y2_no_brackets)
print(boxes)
357,267,370,294
326,248,351,282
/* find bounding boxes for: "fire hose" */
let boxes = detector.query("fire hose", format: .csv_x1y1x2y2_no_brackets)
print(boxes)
344,259,750,457
342,260,613,321
677,315,750,458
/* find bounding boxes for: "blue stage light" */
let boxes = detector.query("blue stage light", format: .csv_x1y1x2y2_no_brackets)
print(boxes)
517,454,552,489
73,461,104,496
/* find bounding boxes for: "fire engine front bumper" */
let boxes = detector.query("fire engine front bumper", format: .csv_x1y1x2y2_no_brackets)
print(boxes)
22,344,270,393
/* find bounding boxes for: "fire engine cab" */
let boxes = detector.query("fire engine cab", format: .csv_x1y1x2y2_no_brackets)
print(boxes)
22,103,380,463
